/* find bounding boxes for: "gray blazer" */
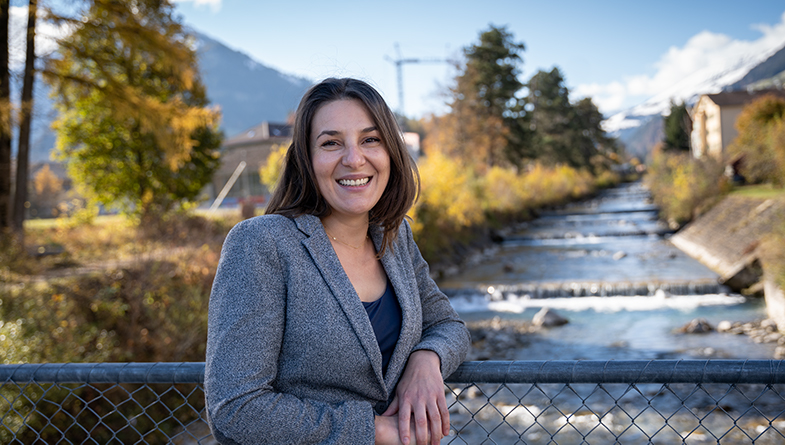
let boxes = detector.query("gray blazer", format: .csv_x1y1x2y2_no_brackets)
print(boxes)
205,214,470,445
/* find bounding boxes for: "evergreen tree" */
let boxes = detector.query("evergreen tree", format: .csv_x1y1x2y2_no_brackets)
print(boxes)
526,68,618,170
571,97,620,171
45,0,222,225
449,24,525,168
526,68,573,165
663,100,691,152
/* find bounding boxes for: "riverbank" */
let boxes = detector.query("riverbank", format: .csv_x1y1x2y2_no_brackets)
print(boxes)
669,192,785,329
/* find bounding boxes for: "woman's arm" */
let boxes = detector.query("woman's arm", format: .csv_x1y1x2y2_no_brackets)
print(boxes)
205,218,375,445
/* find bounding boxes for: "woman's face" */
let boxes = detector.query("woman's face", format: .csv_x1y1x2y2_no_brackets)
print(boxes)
310,99,391,221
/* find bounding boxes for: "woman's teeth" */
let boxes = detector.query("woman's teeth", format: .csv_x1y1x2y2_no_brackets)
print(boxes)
338,177,370,186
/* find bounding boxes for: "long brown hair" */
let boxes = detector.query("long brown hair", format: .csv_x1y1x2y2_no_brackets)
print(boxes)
266,78,419,256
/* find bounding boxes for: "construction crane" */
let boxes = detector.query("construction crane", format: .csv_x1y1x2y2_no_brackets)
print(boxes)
385,43,454,116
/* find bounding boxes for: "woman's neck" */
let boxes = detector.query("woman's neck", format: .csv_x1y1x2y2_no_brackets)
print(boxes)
321,214,370,249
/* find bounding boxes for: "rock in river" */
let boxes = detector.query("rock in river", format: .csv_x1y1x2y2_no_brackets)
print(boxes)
533,308,569,328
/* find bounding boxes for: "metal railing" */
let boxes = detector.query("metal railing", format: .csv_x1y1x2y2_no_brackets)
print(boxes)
2,361,784,444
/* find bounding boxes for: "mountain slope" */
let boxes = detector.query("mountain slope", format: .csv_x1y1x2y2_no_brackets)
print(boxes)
605,42,785,158
193,31,312,137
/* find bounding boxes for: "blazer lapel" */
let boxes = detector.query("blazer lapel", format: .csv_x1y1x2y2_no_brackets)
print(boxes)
295,215,386,389
373,226,419,395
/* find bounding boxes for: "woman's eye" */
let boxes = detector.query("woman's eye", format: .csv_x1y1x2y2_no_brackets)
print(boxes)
320,140,340,149
364,137,381,145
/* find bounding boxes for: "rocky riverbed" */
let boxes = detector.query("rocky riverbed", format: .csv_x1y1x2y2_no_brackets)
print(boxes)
465,311,785,361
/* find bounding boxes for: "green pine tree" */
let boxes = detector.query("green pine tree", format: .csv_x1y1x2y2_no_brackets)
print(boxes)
663,100,692,152
449,24,526,168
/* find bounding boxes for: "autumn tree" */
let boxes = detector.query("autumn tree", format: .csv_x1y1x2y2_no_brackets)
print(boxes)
448,24,526,168
45,0,222,225
662,100,691,152
727,94,785,186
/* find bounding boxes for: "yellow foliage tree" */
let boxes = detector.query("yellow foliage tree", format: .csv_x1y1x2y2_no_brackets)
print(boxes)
727,94,785,186
259,144,289,194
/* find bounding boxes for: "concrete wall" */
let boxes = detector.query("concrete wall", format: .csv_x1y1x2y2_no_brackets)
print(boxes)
670,196,785,290
765,276,785,330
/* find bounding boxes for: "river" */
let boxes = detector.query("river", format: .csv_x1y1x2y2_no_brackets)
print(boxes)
440,181,777,360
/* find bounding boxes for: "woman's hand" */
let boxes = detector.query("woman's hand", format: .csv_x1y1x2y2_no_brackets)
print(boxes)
382,350,448,445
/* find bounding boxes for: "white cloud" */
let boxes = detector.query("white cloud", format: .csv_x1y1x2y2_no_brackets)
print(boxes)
172,0,222,12
575,11,785,115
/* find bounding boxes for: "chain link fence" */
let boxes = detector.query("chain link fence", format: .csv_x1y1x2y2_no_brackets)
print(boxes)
2,360,784,444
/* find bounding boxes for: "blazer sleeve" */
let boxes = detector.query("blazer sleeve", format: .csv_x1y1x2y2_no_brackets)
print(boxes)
204,218,375,445
403,220,471,378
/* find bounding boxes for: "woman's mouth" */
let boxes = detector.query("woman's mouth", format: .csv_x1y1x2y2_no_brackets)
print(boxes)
337,177,371,187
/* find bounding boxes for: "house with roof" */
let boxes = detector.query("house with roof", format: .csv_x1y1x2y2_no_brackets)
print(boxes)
690,88,785,160
208,121,292,205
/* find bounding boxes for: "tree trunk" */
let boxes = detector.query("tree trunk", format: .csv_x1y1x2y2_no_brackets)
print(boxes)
12,0,37,234
0,0,11,230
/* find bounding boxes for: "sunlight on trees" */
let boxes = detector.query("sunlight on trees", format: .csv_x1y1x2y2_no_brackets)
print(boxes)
45,0,222,226
728,94,785,186
259,143,288,195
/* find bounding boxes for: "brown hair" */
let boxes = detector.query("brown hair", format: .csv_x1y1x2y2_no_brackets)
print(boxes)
265,78,419,256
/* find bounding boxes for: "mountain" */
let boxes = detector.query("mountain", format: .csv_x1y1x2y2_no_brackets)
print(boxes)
605,42,785,160
193,31,312,137
20,29,312,162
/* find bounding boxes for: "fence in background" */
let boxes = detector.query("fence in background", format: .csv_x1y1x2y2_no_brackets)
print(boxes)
2,360,785,444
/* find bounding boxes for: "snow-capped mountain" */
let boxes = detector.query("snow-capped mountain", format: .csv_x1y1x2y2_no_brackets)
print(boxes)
606,42,785,159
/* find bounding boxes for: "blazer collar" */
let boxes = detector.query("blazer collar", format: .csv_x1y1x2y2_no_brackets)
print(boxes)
294,214,386,390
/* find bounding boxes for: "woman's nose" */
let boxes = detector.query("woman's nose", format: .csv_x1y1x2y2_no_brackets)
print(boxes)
342,142,366,168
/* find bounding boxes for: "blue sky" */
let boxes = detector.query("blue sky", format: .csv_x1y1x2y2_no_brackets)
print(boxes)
170,1,785,119
11,1,784,119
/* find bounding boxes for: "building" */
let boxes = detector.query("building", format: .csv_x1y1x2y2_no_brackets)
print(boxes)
690,89,785,160
209,122,292,206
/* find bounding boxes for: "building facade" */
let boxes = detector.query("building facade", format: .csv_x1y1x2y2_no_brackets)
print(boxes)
208,122,292,206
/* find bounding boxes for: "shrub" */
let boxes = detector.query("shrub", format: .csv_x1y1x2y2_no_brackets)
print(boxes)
728,94,785,186
645,149,730,226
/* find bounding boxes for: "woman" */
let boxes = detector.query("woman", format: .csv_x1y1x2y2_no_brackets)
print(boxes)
205,78,470,445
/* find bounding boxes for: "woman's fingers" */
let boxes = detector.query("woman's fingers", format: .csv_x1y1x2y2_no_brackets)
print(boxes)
398,401,412,445
413,402,429,445
383,396,399,416
427,399,444,445
438,390,450,437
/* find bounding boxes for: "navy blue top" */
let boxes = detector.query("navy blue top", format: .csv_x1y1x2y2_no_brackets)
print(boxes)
362,280,402,374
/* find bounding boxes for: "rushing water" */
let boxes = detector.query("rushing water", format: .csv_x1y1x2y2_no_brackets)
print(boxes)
441,181,776,360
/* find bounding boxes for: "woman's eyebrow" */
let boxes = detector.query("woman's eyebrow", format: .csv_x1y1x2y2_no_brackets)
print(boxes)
315,129,340,139
315,126,377,139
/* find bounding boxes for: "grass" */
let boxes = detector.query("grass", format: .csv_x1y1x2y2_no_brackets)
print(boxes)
24,214,126,230
730,184,785,199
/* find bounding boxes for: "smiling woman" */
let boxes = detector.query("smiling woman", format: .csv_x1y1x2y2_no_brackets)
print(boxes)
204,78,470,445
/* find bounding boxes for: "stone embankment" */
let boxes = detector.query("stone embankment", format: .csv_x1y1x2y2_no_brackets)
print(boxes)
670,194,785,326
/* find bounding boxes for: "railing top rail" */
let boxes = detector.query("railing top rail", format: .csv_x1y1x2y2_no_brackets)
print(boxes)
0,362,205,384
446,360,785,384
2,360,784,385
